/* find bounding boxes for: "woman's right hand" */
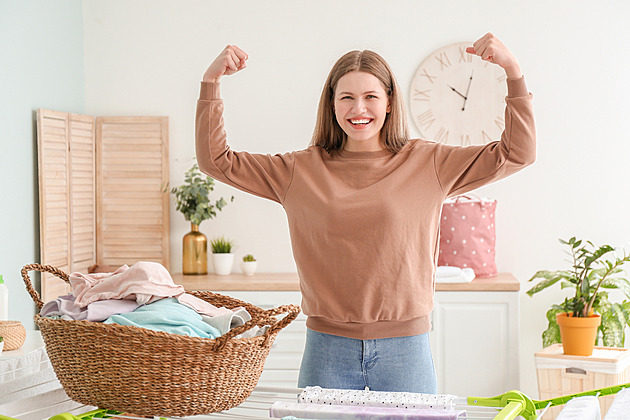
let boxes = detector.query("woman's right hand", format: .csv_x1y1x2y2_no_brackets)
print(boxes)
203,45,248,83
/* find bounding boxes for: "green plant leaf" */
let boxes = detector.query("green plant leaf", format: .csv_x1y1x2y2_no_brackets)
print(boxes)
601,303,626,347
601,277,630,300
542,307,563,348
170,162,232,226
526,271,573,296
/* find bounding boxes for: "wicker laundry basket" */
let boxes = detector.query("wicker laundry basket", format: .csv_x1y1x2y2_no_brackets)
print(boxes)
21,263,300,417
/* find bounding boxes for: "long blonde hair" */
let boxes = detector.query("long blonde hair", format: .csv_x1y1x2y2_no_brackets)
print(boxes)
310,50,409,154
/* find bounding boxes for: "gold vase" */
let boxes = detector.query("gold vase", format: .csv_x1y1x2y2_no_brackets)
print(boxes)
182,223,207,274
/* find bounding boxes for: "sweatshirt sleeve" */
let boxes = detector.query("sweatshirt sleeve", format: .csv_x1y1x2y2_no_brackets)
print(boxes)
433,76,536,198
195,82,295,205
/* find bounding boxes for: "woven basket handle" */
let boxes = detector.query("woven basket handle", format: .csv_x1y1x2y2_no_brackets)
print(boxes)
212,304,300,351
21,264,70,310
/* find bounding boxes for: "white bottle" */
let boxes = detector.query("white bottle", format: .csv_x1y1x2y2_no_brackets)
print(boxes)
0,275,8,320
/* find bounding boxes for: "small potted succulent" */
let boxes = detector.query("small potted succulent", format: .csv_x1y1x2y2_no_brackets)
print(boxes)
240,254,257,276
527,237,630,356
210,236,235,275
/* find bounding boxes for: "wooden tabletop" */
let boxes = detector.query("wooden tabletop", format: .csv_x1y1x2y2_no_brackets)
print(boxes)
172,272,519,292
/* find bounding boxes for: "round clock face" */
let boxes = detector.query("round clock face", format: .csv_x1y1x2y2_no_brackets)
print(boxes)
409,42,508,146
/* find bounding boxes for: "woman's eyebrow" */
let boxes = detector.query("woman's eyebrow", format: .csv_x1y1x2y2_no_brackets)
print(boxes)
337,90,380,95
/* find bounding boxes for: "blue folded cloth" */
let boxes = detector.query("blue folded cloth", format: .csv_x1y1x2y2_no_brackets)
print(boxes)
104,297,221,339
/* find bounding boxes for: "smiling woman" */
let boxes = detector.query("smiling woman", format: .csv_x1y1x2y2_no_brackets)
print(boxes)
195,34,536,394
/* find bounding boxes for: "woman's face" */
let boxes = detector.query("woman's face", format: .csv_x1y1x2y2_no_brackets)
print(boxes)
334,71,390,152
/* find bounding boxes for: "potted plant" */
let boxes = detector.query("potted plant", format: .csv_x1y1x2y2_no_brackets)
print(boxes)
240,254,257,276
210,236,235,275
170,162,233,275
527,237,630,356
0,336,3,354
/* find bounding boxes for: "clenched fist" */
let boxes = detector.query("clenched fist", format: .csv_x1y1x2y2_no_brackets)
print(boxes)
466,33,522,79
203,45,249,83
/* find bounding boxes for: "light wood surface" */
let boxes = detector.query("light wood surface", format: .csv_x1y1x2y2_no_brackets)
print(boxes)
173,271,519,292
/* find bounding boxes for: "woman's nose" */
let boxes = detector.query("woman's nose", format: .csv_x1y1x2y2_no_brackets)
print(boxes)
352,99,366,113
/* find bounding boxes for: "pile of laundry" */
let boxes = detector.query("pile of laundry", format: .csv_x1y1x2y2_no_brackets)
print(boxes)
271,386,466,419
40,261,267,339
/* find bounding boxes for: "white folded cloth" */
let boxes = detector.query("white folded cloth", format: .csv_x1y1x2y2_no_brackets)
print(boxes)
604,387,630,419
556,396,600,420
435,266,475,283
298,386,456,410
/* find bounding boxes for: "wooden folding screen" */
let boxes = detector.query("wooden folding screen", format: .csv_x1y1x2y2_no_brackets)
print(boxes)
37,110,169,303
96,117,170,269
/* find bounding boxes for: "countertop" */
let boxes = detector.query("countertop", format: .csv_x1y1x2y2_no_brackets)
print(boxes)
172,272,520,292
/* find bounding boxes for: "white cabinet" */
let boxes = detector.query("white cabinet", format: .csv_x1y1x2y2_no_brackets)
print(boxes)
181,273,520,395
220,290,305,389
429,289,520,397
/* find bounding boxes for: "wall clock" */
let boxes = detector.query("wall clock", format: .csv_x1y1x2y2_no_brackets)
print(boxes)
409,41,508,146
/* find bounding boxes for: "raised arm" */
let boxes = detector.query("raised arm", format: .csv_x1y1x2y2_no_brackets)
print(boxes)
434,33,536,197
195,45,295,204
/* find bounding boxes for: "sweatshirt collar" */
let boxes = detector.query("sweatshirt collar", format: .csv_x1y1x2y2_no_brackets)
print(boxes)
336,148,393,160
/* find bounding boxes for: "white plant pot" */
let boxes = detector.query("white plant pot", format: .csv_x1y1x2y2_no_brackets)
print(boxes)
240,261,258,276
212,253,234,275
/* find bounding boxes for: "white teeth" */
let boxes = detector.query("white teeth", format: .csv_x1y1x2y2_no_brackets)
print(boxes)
350,119,371,125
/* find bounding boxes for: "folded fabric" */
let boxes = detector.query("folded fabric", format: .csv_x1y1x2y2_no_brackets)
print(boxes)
604,387,630,420
40,294,140,321
70,261,184,307
271,401,467,419
40,294,87,321
435,266,475,283
299,386,456,410
176,292,234,317
200,309,270,338
201,307,250,335
104,298,221,339
556,395,600,420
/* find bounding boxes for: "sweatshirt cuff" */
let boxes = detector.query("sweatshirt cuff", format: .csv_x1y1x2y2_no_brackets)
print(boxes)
506,76,528,98
200,82,221,99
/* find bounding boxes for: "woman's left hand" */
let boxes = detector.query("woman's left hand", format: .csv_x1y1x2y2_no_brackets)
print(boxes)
466,33,522,79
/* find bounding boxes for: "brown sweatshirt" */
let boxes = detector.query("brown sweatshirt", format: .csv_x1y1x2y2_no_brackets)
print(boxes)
196,77,535,340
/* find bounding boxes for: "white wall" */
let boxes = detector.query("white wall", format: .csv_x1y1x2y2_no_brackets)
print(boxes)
2,0,629,399
0,0,85,329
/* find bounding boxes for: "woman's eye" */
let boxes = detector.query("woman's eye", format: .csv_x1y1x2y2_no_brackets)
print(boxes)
366,95,377,99
341,96,353,100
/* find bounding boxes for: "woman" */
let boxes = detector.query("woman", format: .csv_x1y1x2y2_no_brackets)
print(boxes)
195,33,535,393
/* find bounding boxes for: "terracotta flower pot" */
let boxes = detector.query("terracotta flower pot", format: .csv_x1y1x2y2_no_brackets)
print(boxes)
556,312,601,356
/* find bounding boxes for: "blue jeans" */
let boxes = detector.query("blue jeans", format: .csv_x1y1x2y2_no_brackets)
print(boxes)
297,328,437,393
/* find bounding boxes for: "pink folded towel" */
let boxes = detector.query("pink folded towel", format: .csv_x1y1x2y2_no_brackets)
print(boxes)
70,262,184,307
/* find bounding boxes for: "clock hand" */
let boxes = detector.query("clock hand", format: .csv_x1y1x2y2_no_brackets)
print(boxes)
448,85,467,100
462,71,474,111
464,71,474,97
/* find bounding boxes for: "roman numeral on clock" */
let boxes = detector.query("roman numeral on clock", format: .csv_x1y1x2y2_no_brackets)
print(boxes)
416,110,435,131
413,89,431,101
418,68,437,84
434,52,451,70
495,116,505,130
458,47,473,63
435,127,449,142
